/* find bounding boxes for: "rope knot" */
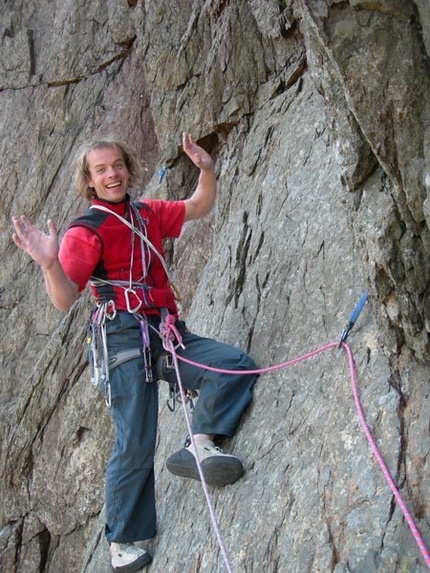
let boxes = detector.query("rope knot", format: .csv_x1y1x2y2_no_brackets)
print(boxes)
159,313,185,352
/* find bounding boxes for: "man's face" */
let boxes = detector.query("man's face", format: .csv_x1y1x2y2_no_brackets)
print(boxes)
86,146,130,203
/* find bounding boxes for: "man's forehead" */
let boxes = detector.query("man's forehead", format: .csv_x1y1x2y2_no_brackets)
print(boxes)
87,146,124,165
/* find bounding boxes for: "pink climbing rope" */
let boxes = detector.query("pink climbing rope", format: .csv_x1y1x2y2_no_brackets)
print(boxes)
160,318,234,572
342,342,430,570
165,338,234,573
162,318,430,571
176,341,339,375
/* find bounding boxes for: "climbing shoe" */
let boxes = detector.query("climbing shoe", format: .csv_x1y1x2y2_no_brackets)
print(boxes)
110,542,152,572
166,440,243,487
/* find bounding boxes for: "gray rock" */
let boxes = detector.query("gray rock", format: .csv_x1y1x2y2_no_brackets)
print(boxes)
1,1,429,571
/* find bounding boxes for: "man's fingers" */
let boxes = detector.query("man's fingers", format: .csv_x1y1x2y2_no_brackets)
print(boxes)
19,214,32,228
13,215,56,238
12,216,27,238
182,133,204,167
183,132,197,153
12,233,23,248
13,215,32,233
47,219,57,237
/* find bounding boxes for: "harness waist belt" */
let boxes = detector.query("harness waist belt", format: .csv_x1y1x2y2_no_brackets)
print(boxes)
91,281,177,313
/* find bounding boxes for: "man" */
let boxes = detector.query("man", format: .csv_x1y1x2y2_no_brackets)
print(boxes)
12,133,257,572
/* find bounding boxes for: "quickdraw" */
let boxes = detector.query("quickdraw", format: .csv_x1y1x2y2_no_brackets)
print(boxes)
87,300,117,407
156,353,198,412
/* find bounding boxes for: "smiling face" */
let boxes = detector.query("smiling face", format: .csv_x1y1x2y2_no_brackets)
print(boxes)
85,146,130,203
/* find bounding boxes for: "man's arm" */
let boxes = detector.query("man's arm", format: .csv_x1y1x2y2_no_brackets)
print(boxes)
178,133,217,222
12,215,79,311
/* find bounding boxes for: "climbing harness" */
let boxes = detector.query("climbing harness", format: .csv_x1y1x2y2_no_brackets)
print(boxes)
87,310,158,406
160,292,430,573
86,201,183,404
86,302,193,408
108,347,143,370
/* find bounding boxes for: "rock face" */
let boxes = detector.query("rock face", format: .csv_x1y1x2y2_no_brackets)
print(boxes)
1,1,429,572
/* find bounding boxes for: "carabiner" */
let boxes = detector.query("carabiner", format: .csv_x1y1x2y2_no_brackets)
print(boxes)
105,380,112,408
167,384,176,412
106,300,117,321
124,287,143,313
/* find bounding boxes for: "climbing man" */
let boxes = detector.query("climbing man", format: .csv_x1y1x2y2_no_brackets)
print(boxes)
12,132,258,572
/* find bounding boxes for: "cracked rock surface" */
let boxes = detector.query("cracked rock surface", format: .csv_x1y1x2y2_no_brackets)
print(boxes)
1,1,429,572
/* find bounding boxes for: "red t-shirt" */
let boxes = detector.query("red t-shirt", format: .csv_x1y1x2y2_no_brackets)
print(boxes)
59,196,185,314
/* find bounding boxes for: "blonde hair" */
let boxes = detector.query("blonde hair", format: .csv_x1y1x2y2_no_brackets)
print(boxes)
74,139,142,200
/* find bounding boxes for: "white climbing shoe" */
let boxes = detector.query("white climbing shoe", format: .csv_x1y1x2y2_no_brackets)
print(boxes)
110,542,152,572
166,440,244,486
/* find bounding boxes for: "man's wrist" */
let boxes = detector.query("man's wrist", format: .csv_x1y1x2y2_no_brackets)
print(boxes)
199,163,215,176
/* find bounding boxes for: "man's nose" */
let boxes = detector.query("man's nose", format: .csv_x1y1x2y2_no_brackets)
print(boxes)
106,166,118,177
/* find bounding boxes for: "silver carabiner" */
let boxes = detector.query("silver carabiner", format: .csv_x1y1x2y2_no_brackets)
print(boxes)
106,300,117,321
103,377,112,408
124,287,142,313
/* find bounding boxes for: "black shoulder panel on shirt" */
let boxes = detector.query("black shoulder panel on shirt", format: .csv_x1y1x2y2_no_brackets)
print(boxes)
66,209,107,257
67,208,109,232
